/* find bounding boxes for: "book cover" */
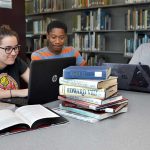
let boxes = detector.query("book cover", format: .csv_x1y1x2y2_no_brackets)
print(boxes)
59,84,118,99
59,102,128,119
52,107,99,123
58,95,128,111
53,105,128,122
61,101,128,113
63,66,111,80
60,94,123,105
0,104,68,135
59,76,117,89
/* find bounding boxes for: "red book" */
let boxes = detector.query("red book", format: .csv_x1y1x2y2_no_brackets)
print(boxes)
58,95,128,111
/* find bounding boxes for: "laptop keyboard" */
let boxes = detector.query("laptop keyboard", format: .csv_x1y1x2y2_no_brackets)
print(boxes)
0,97,28,106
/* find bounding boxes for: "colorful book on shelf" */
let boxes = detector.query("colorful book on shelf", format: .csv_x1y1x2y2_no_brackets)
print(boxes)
53,105,128,122
0,104,68,136
59,76,117,89
58,95,128,111
62,94,124,105
59,84,118,99
63,66,111,80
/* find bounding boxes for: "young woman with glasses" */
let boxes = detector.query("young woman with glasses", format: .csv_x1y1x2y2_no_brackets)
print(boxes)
0,25,29,99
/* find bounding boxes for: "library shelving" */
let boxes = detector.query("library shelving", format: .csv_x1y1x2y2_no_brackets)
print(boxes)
25,0,150,65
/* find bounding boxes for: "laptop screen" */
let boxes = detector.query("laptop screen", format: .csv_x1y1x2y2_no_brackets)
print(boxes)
28,57,76,104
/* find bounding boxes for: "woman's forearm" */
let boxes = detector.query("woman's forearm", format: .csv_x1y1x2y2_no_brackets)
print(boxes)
0,90,11,99
0,89,28,99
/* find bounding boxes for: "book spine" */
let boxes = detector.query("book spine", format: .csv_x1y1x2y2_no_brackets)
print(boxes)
59,84,117,99
105,84,118,98
59,77,98,89
53,106,128,122
105,102,128,113
59,104,102,120
66,95,103,105
101,95,123,105
65,94,124,105
63,68,108,80
59,85,106,99
60,96,128,111
58,96,100,111
52,108,99,123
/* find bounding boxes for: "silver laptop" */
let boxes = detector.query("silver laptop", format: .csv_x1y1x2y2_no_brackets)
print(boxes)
102,63,150,93
0,57,76,106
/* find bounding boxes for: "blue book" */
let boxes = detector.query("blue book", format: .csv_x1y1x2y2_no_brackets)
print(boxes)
63,66,111,80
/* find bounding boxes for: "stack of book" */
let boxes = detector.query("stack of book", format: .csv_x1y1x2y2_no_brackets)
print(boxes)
54,66,128,123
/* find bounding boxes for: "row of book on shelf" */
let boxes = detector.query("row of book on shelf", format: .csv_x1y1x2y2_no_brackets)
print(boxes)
126,8,150,30
72,0,112,8
30,8,111,35
27,0,150,15
73,7,150,32
26,0,112,15
125,0,150,3
27,0,66,14
72,8,111,32
29,7,150,35
124,33,150,57
82,54,100,66
26,31,150,59
72,32,106,52
53,65,128,123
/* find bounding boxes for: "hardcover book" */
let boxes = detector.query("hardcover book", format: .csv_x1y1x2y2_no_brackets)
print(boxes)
52,107,99,123
58,95,128,111
61,94,123,105
53,105,128,122
63,66,111,80
61,101,128,113
59,76,117,89
59,84,118,99
59,102,128,119
0,104,68,135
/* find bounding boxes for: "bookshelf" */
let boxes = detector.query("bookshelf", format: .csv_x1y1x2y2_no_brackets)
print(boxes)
25,0,150,65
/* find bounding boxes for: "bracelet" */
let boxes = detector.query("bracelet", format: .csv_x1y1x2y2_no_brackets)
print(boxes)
10,90,12,98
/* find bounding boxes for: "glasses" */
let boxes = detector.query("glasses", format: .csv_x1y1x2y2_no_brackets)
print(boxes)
0,45,21,54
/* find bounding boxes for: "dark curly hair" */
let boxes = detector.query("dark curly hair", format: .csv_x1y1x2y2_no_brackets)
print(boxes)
47,20,67,34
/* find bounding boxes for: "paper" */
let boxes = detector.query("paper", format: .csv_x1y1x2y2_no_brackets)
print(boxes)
0,0,12,9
